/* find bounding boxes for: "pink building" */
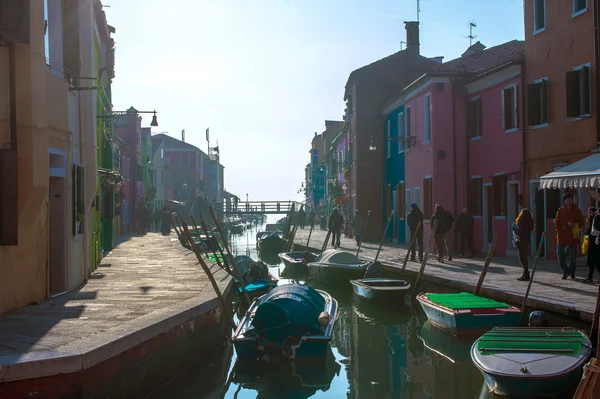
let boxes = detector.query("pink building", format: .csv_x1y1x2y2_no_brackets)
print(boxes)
388,40,524,255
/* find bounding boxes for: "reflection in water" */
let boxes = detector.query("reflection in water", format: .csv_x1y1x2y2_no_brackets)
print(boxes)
154,221,501,398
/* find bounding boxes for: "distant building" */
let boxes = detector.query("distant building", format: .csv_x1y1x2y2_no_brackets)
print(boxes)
345,21,439,240
310,121,344,216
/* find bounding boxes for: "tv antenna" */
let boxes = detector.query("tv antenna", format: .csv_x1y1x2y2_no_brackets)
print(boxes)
466,21,477,46
417,0,421,22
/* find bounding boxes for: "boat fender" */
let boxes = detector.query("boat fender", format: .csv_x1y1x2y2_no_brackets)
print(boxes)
529,311,548,327
318,311,330,328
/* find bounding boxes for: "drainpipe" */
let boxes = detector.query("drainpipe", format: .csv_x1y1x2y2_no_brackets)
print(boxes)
451,79,458,222
77,86,87,283
595,0,600,147
521,60,527,206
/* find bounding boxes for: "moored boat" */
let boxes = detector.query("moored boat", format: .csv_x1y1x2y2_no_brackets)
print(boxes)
307,250,369,285
257,232,287,253
232,284,338,361
471,327,592,397
234,256,278,299
350,278,411,302
416,292,521,337
278,251,318,271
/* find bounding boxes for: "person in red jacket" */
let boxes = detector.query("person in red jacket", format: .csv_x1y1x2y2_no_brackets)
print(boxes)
554,192,585,279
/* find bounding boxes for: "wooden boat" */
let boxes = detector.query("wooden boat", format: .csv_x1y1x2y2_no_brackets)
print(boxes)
257,232,287,253
416,292,521,337
233,284,338,361
350,278,411,302
278,251,318,271
307,250,369,285
234,256,278,299
472,327,592,397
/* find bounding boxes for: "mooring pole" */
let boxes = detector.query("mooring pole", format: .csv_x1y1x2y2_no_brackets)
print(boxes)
413,220,438,292
520,232,546,324
374,210,395,262
400,221,422,276
473,232,498,296
355,210,371,257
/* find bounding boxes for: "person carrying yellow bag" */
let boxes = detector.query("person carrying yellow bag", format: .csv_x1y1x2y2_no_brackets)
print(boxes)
585,207,600,282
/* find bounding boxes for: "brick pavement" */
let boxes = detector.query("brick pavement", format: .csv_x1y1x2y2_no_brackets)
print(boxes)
0,232,231,383
293,227,599,322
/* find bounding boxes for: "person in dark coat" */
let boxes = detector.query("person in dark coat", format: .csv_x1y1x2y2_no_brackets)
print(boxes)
320,211,326,230
297,205,306,229
455,208,475,257
160,206,172,235
352,210,364,246
586,207,600,282
309,208,316,228
431,203,454,263
328,207,344,249
513,209,535,281
406,204,424,262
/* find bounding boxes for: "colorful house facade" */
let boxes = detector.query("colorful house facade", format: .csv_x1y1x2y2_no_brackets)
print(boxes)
390,40,525,255
524,0,597,258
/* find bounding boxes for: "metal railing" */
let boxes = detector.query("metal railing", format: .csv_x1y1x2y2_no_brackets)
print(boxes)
214,201,302,214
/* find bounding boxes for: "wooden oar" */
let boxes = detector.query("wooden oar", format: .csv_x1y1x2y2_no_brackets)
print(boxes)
181,222,237,330
400,221,422,276
413,219,439,292
520,232,546,325
355,210,371,257
208,206,251,305
473,232,498,296
374,210,394,262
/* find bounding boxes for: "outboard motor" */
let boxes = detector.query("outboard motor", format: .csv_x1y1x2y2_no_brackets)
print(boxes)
529,311,548,327
363,261,383,278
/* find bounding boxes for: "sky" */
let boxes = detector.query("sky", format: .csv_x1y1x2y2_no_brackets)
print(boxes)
103,0,524,203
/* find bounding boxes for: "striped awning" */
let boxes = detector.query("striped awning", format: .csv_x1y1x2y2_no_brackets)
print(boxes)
540,150,600,189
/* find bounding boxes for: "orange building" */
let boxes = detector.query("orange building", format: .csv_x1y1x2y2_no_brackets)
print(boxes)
524,0,598,258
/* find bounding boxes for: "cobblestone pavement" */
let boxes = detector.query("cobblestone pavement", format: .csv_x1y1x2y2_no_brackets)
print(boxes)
293,227,599,322
0,232,231,381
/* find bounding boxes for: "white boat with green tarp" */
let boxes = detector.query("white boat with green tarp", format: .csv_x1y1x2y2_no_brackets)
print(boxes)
416,292,521,336
471,327,592,397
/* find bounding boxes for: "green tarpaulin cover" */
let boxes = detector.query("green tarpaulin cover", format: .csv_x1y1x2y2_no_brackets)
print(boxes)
477,328,587,354
424,292,510,310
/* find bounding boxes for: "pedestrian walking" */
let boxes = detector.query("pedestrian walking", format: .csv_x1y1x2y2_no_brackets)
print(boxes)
513,209,534,281
406,204,424,262
154,209,161,232
456,208,475,257
297,205,306,229
585,207,600,282
136,202,147,235
161,207,172,235
351,210,364,246
309,208,316,227
328,207,344,249
554,192,585,279
431,203,454,263
320,211,326,230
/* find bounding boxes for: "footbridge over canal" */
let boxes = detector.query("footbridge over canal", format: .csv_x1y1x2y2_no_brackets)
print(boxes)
214,201,303,216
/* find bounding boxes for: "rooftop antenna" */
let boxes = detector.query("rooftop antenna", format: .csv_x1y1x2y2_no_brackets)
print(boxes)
417,0,421,22
467,21,477,46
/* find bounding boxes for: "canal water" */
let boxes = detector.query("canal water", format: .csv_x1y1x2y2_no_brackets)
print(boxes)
147,220,586,399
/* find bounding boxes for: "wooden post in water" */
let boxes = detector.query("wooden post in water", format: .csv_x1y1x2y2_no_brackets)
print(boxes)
198,212,231,271
191,215,227,273
520,232,546,324
374,210,395,263
181,223,237,330
306,219,315,248
284,203,295,239
208,206,251,305
355,210,371,257
413,220,439,292
321,231,332,252
401,221,422,276
473,232,498,296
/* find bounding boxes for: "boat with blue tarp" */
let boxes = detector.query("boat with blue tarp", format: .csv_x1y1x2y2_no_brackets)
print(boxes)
232,284,338,361
233,255,278,299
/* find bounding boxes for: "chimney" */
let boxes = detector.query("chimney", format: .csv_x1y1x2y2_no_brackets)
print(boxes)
404,21,420,54
182,129,185,142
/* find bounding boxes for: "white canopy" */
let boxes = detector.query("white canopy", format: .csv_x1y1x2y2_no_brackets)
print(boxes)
540,150,600,189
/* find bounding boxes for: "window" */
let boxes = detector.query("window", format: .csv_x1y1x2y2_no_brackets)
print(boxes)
414,187,421,209
503,86,518,131
566,65,591,118
467,178,483,216
534,0,546,32
424,94,431,142
180,153,190,167
398,112,405,153
62,0,80,79
398,182,406,218
467,97,482,138
72,165,85,235
493,175,507,217
386,120,391,158
423,178,433,219
574,0,587,15
527,78,549,126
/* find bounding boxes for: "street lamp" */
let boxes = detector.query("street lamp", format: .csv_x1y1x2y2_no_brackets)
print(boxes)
98,109,159,127
369,135,417,151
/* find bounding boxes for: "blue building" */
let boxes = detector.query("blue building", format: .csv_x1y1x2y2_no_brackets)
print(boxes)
382,104,407,243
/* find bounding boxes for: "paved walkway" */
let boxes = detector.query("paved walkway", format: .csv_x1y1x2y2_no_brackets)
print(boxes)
293,228,599,322
0,232,231,383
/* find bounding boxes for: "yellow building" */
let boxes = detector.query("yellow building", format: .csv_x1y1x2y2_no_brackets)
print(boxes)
0,0,114,314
